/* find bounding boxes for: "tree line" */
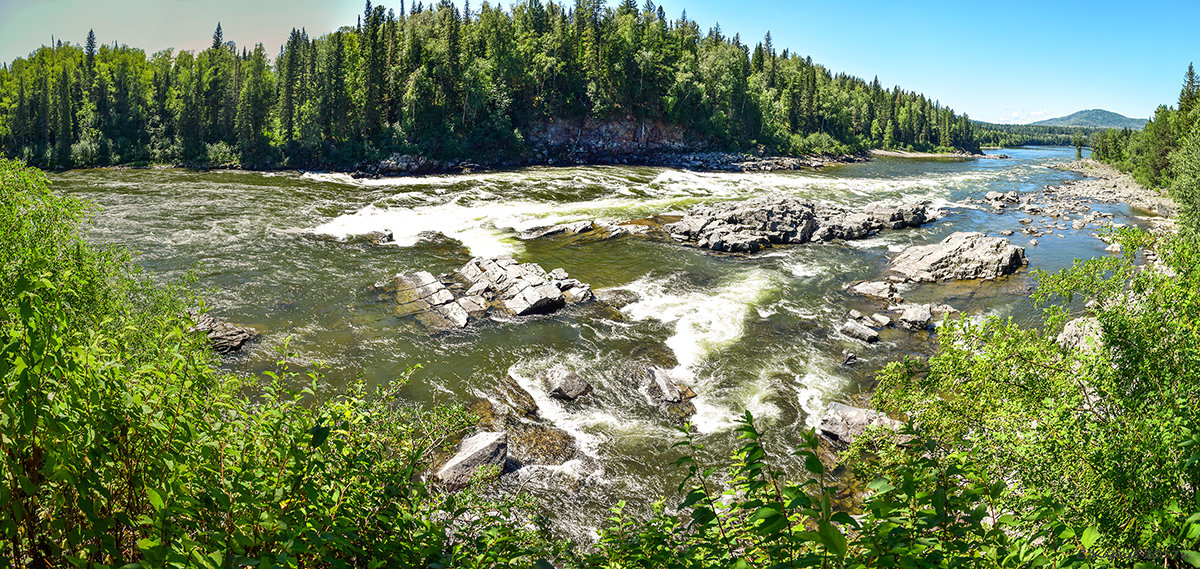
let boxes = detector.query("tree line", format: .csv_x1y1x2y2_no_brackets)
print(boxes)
972,121,1101,148
0,0,981,170
1089,63,1200,224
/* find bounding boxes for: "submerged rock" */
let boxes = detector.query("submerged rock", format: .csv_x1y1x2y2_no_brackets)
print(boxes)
395,271,471,332
436,431,508,489
889,232,1026,282
186,309,258,354
665,195,933,253
818,402,901,449
472,396,581,467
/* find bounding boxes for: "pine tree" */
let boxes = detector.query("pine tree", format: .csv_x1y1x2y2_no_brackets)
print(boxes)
1180,62,1198,118
212,22,223,50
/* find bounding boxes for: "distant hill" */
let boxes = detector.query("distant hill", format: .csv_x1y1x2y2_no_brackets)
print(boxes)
1031,109,1147,130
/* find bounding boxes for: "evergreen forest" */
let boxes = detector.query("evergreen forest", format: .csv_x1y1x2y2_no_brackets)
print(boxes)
0,0,983,170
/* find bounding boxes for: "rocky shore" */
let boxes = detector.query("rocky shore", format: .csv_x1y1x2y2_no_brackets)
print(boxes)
1047,159,1175,218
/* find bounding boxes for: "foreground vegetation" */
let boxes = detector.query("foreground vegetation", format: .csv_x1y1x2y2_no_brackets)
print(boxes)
0,1,981,170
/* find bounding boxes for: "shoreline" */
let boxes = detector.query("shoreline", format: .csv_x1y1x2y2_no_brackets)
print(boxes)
1047,158,1176,219
51,148,1000,178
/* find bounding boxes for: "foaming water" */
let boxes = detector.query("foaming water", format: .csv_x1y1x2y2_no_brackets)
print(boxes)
53,145,1130,530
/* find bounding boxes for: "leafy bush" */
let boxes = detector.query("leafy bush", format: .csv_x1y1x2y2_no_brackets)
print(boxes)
0,158,555,568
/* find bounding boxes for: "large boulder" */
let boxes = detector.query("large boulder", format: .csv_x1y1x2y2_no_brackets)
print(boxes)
818,402,901,449
392,259,594,332
665,195,932,253
186,310,258,354
435,431,508,489
897,304,933,331
889,232,1026,282
458,258,592,316
542,367,593,401
642,367,697,422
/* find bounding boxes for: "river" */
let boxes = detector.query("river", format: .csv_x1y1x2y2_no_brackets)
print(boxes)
51,145,1134,535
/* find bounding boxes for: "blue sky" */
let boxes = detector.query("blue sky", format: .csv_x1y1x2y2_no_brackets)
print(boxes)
2,0,1197,124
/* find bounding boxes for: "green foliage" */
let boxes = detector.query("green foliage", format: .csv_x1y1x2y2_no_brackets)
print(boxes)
0,2,980,170
0,158,559,567
866,227,1200,561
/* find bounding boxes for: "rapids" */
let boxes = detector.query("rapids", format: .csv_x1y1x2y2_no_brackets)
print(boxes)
52,146,1141,534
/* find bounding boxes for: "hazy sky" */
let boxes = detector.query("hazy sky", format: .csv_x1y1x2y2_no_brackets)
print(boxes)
2,0,1197,124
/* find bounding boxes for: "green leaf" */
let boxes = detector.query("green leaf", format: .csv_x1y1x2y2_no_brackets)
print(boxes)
309,424,331,448
818,520,847,557
1080,526,1099,549
1181,551,1200,568
146,488,164,511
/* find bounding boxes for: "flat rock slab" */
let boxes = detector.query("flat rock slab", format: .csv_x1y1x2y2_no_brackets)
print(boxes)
889,231,1026,282
818,402,901,449
436,431,508,489
839,319,879,343
847,280,903,303
665,195,932,253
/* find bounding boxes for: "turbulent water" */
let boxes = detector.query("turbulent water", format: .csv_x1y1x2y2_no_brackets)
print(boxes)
52,146,1140,534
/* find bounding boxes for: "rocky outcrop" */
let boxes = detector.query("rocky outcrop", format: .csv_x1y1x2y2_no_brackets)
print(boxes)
436,431,508,489
818,402,901,449
889,232,1026,282
642,367,697,422
665,195,933,253
186,310,258,354
542,367,593,401
393,259,594,333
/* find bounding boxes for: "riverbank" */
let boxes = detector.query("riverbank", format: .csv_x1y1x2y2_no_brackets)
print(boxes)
1048,158,1176,218
868,148,1008,160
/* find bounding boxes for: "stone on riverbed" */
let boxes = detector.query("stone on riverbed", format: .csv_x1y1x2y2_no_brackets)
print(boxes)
186,309,259,354
889,232,1026,282
846,280,903,303
436,431,508,489
839,319,879,343
665,195,933,253
818,402,902,449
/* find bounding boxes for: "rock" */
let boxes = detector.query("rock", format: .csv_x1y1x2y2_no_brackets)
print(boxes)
529,220,594,238
642,367,697,421
889,232,1027,282
871,313,892,327
363,230,394,244
999,230,1014,236
839,319,880,343
666,195,932,253
841,352,858,366
985,191,1005,202
1029,239,1040,247
395,271,466,332
471,400,579,467
186,310,259,354
498,375,540,418
543,367,592,401
846,280,902,303
1057,317,1102,353
818,402,901,449
848,309,865,320
595,288,640,309
897,304,933,331
1105,243,1122,253
436,432,508,489
1019,218,1033,224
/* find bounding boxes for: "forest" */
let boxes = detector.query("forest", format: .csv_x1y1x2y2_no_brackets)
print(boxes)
0,0,982,170
972,121,1100,148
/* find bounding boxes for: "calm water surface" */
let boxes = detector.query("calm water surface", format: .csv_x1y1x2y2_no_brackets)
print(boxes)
52,146,1132,533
